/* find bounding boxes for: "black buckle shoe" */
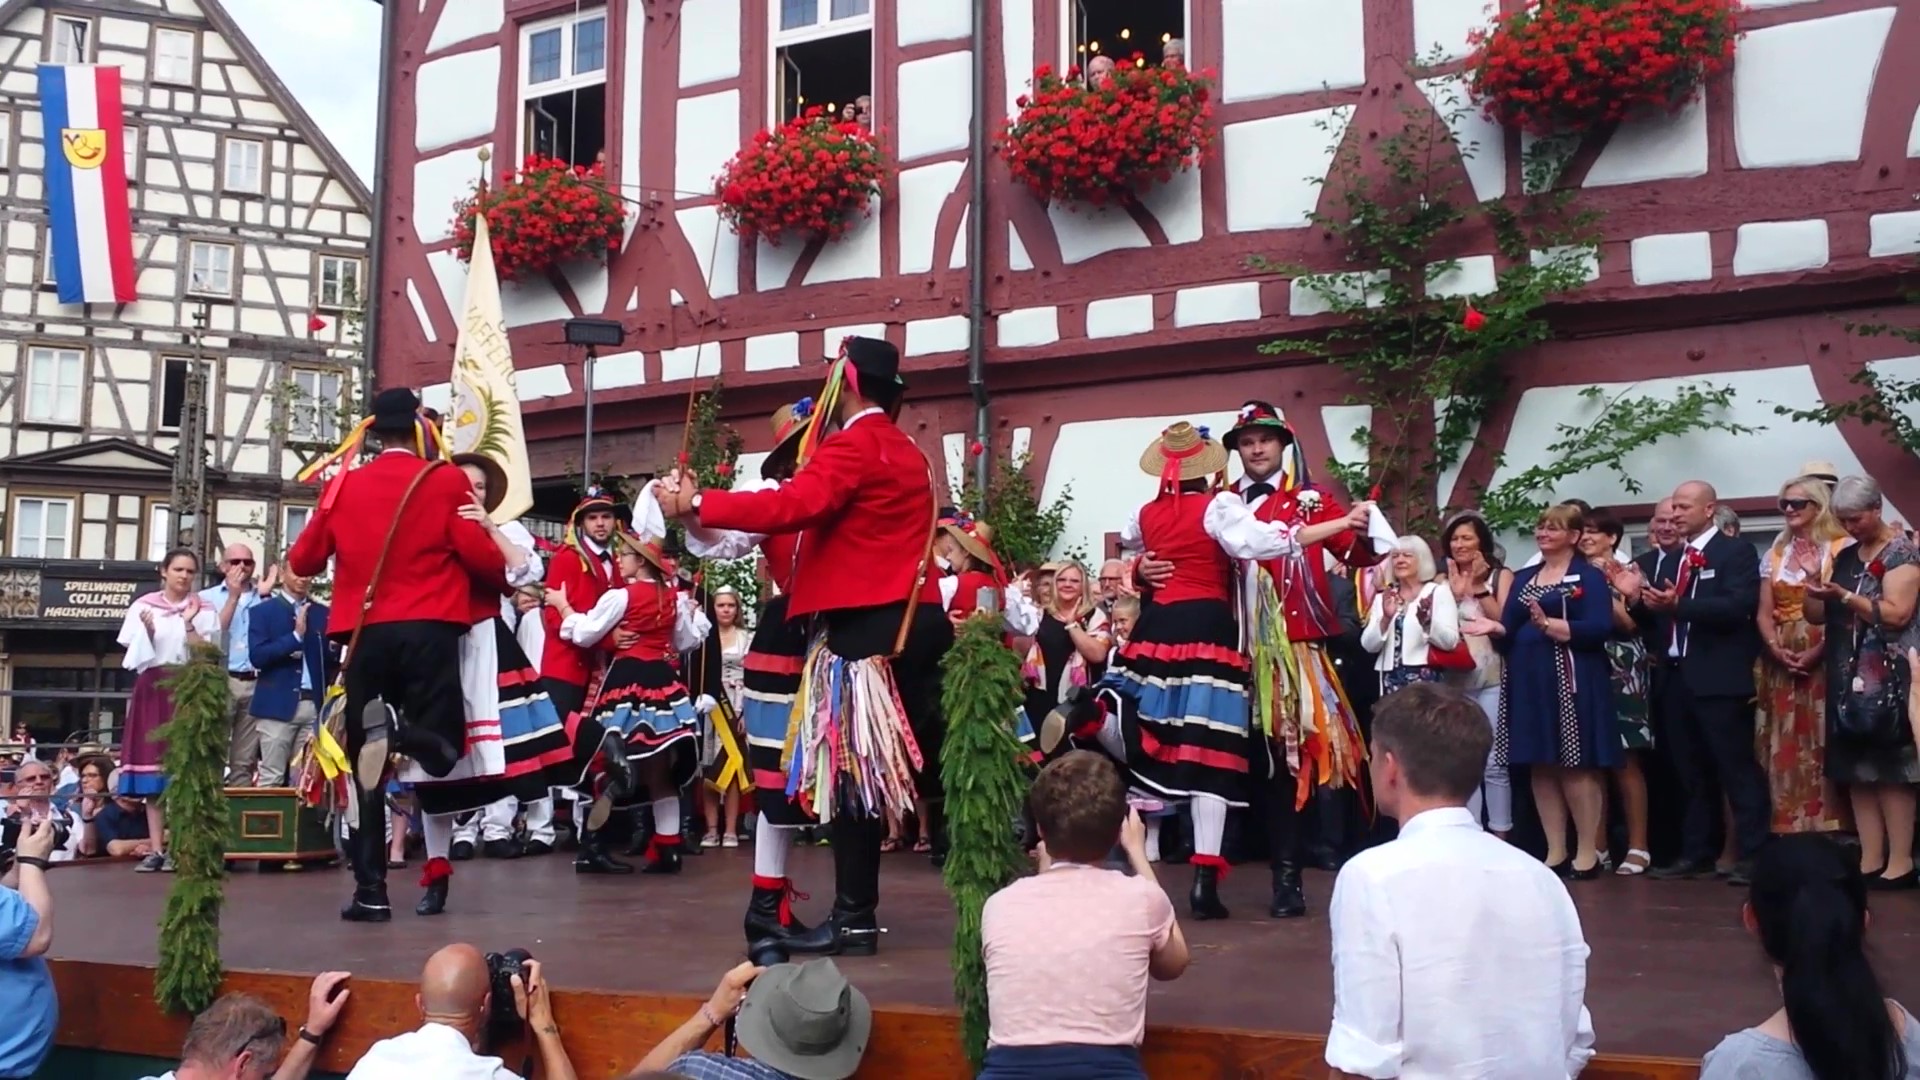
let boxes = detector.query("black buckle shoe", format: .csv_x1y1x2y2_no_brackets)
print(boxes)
415,879,449,917
1268,861,1307,919
1190,863,1230,921
640,842,683,875
341,888,393,923
574,833,634,875
783,909,879,956
598,730,635,801
355,699,392,795
483,838,524,860
745,881,815,945
450,840,476,862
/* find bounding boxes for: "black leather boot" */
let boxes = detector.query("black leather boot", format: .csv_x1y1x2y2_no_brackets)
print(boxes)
1189,860,1230,921
745,875,815,946
415,857,451,917
784,812,882,956
340,805,392,922
598,730,636,802
574,829,634,874
625,803,654,857
1269,861,1306,919
640,835,684,874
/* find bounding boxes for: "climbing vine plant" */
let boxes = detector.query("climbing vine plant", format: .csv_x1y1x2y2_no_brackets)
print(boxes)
1772,289,1920,456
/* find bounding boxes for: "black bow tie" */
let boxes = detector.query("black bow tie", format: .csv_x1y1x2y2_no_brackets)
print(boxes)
1243,481,1275,503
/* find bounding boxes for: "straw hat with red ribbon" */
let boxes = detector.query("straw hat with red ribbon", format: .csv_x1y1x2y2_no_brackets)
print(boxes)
1139,421,1229,493
763,397,816,478
939,513,1007,584
615,527,674,577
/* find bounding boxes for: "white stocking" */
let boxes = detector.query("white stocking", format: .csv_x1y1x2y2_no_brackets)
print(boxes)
652,795,682,837
1189,795,1227,858
754,814,795,878
1144,818,1162,863
422,811,455,860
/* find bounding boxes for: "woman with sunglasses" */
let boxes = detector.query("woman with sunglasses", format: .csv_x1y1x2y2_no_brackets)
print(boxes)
1756,476,1851,836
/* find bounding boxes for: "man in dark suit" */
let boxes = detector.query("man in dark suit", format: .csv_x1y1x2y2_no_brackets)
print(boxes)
1639,482,1769,883
246,564,336,787
287,387,509,922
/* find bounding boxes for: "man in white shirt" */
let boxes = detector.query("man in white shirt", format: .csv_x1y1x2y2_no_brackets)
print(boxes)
1326,682,1595,1079
348,944,575,1080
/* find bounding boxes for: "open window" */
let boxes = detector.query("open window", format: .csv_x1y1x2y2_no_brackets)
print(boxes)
519,8,608,168
159,356,213,430
1064,0,1187,75
773,0,872,125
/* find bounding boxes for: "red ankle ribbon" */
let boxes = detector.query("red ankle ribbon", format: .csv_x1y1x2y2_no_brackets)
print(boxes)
1191,853,1231,878
752,874,811,926
419,856,452,887
645,833,683,862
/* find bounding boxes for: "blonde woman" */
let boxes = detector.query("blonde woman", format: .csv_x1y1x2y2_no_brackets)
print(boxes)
1021,560,1112,739
1756,474,1851,834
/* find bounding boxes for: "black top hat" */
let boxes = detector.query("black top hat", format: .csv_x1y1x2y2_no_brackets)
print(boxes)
370,387,422,433
1224,400,1295,450
841,336,904,394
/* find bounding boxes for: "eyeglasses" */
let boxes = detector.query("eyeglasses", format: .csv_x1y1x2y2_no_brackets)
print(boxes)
15,771,52,784
229,559,256,567
1097,576,1122,584
1778,498,1813,512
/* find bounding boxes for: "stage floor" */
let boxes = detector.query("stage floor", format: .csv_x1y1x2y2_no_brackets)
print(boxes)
47,845,1920,1060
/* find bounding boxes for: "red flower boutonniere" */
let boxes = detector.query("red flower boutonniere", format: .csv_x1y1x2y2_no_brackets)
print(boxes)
1567,585,1584,600
1868,559,1886,579
1685,549,1706,569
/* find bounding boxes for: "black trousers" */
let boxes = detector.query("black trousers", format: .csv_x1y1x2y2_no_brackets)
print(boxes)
1661,674,1771,863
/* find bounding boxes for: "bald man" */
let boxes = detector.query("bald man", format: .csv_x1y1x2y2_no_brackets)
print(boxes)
347,945,575,1080
1638,481,1767,884
201,542,276,784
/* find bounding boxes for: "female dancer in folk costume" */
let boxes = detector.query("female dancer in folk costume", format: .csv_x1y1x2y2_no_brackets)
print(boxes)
547,520,712,874
935,514,1043,747
1046,421,1372,920
399,453,565,916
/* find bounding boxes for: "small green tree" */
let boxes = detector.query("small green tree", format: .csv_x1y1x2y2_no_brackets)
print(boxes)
154,643,232,1014
960,452,1082,570
1772,292,1920,455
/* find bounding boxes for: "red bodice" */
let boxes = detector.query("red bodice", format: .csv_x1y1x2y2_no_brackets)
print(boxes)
1138,493,1232,605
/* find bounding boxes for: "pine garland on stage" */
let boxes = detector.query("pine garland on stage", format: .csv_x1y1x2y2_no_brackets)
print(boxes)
154,642,232,1014
939,613,1030,1070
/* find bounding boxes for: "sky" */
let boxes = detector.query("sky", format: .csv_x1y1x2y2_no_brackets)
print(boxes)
222,0,382,183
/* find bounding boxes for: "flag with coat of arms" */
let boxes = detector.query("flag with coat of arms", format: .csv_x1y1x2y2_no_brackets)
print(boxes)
37,64,138,305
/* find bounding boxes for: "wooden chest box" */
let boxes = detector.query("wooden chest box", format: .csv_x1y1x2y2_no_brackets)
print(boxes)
224,787,337,862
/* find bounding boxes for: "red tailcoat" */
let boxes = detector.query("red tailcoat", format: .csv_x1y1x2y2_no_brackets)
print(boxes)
697,414,933,618
288,451,507,637
1252,484,1382,642
541,541,616,687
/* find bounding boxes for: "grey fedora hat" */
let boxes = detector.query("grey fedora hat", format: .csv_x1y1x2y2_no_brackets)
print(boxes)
734,959,872,1080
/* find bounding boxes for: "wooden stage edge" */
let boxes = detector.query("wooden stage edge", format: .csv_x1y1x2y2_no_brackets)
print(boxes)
51,960,1701,1079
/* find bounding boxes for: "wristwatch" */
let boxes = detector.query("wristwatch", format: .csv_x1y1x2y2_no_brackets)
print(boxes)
16,856,50,870
690,493,703,513
297,1027,323,1045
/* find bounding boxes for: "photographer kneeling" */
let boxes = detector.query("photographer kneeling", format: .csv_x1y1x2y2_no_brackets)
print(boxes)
1,818,59,1080
347,944,574,1080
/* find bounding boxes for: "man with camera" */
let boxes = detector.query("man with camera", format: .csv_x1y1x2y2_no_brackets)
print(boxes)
0,817,59,1080
347,944,574,1080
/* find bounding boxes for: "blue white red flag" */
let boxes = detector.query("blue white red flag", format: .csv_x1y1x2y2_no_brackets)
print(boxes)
37,64,137,305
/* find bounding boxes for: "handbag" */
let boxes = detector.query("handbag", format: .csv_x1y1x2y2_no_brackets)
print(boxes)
1413,585,1475,671
297,461,450,810
1835,628,1910,747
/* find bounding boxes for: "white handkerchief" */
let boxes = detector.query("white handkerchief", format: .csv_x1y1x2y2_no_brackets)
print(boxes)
1366,504,1400,555
631,480,669,542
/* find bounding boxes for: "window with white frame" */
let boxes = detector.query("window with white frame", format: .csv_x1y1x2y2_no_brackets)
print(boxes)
287,367,343,444
48,15,91,63
283,504,314,550
1064,0,1187,75
773,0,873,124
153,27,196,84
11,497,73,559
146,503,172,563
159,356,212,430
124,125,141,182
187,241,234,296
40,235,56,288
519,8,608,167
24,346,84,425
223,136,264,193
315,254,362,310
0,110,12,170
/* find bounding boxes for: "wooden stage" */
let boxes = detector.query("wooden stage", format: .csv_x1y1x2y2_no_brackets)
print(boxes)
44,845,1920,1078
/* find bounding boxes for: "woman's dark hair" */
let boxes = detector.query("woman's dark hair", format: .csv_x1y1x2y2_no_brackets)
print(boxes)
1442,513,1504,571
159,547,200,574
1749,835,1905,1080
1583,508,1625,546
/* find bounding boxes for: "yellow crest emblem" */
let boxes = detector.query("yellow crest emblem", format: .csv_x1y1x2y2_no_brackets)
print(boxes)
60,127,107,170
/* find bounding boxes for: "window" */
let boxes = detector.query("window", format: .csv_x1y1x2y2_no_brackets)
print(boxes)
283,504,313,550
24,346,84,425
11,497,74,560
47,15,91,64
187,241,234,296
519,9,608,168
124,125,141,182
223,137,264,193
287,367,343,444
773,1,872,124
153,27,196,84
315,255,362,310
1064,0,1187,73
146,503,173,563
41,236,57,288
0,110,11,171
159,356,212,430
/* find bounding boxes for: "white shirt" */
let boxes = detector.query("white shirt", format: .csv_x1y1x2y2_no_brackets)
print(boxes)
1326,807,1596,1080
1667,524,1717,659
346,1023,520,1080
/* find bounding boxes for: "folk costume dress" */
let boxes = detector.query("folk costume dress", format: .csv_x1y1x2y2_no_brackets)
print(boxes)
562,570,712,784
937,516,1044,748
116,595,221,797
1756,536,1850,832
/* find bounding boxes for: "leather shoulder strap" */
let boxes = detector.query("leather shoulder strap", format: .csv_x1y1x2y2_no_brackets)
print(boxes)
336,460,447,679
890,453,942,658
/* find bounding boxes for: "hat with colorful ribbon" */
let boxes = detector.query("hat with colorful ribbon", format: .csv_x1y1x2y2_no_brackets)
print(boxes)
1139,421,1229,491
939,511,1007,584
296,387,450,513
1224,400,1310,491
763,397,816,479
795,336,903,469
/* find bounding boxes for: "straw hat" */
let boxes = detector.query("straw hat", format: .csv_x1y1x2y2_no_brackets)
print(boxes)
450,452,509,514
941,517,999,572
615,528,673,576
763,398,817,479
1138,421,1229,482
1797,460,1840,485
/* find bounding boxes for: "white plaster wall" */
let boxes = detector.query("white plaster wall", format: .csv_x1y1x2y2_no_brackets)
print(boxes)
745,332,801,372
897,161,966,275
676,91,740,200
1221,0,1365,103
1048,203,1152,265
591,351,647,390
1732,220,1830,277
1040,410,1242,560
425,0,504,53
1320,405,1373,476
1584,93,1709,187
1427,255,1498,298
1136,166,1203,247
661,341,721,382
1733,8,1896,168
1419,76,1504,202
1001,0,1036,119
1631,232,1714,286
502,277,573,329
414,48,501,154
678,205,741,298
414,143,492,246
803,195,883,285
896,51,974,161
1413,0,1491,63
621,0,647,243
1174,282,1262,328
680,0,741,87
756,238,805,292
1869,211,1920,258
897,0,971,46
997,307,1060,348
906,316,969,356
1087,294,1156,339
823,324,887,357
1224,106,1354,233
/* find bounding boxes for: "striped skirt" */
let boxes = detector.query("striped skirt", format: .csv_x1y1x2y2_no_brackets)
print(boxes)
588,655,699,792
1093,597,1253,807
741,595,811,826
409,618,567,816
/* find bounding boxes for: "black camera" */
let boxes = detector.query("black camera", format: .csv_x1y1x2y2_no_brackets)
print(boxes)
1,815,70,864
483,948,533,1038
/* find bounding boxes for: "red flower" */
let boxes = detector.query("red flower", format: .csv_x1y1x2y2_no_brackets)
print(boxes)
714,461,734,478
307,314,328,333
998,63,1218,206
1868,559,1886,579
1568,585,1584,600
1461,304,1487,332
451,156,628,280
714,110,888,246
1685,549,1706,568
968,440,985,457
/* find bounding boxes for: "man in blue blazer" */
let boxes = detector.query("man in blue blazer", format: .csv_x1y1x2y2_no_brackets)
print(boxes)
247,563,337,787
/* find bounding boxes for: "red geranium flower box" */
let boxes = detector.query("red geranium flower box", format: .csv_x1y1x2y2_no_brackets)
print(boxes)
1466,0,1740,136
452,156,628,281
715,110,888,246
999,60,1217,208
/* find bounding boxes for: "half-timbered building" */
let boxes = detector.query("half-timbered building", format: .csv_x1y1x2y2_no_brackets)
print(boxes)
0,0,369,740
374,0,1920,560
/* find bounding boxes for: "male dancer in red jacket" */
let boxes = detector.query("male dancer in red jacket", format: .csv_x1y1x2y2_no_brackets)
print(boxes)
659,337,950,956
288,387,509,922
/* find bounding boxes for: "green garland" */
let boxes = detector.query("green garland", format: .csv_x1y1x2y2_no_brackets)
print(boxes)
938,614,1030,1070
154,642,232,1014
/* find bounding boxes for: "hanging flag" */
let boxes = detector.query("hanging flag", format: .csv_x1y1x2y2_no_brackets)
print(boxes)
447,213,535,522
37,65,137,305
